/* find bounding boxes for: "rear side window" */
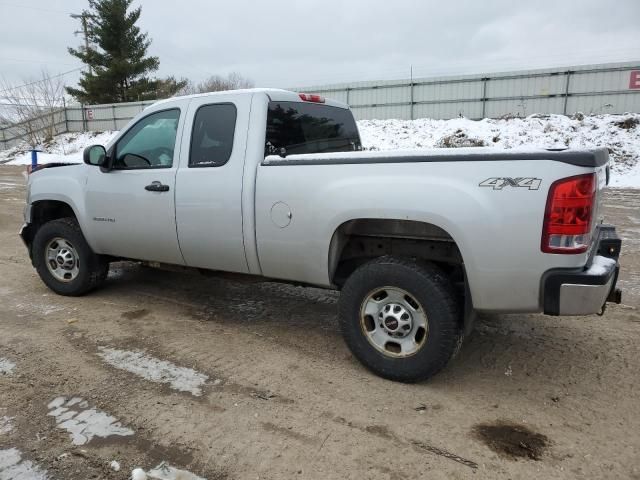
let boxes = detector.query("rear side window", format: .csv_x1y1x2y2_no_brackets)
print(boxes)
190,103,237,167
266,101,361,156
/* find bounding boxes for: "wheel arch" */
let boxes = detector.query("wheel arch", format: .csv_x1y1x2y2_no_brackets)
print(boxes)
327,217,476,334
22,199,80,253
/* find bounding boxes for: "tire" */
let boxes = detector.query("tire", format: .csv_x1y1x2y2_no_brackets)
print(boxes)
32,217,109,296
339,256,461,382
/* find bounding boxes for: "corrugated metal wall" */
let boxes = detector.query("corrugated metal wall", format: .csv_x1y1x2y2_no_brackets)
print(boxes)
2,61,640,150
0,109,67,150
296,61,640,120
65,100,154,132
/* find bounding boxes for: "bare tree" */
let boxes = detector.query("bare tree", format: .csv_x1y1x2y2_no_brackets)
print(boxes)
0,70,66,147
179,72,254,95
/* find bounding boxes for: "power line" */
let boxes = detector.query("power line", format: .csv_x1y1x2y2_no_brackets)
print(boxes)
0,1,69,15
0,56,79,67
0,68,83,95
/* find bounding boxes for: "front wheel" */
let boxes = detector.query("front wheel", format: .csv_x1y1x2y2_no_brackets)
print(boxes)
32,218,109,296
338,256,462,382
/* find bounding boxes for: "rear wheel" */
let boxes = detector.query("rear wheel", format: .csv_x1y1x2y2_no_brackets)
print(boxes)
32,218,109,296
339,256,461,382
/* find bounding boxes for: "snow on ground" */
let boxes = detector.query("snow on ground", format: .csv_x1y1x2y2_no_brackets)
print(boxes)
0,416,13,435
0,448,48,479
0,131,117,166
132,462,206,480
0,358,15,376
97,347,208,396
47,396,134,446
357,113,640,188
0,113,638,187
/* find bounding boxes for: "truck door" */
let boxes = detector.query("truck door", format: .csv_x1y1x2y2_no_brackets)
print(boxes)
174,93,251,273
85,105,187,265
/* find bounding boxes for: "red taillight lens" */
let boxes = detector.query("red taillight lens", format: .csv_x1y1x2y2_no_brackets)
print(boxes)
541,173,596,254
299,93,325,103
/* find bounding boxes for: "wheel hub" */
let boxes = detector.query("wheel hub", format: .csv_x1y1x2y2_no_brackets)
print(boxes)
380,303,412,337
45,238,80,283
360,286,429,358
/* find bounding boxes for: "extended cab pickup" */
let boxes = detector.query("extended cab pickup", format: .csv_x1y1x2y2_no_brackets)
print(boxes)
20,88,623,382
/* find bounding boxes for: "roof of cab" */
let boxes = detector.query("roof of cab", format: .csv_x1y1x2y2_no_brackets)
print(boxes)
151,88,349,109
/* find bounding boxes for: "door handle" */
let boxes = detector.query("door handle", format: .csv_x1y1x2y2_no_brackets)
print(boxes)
145,181,170,192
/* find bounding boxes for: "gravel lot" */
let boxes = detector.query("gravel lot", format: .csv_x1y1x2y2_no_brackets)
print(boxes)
0,165,638,480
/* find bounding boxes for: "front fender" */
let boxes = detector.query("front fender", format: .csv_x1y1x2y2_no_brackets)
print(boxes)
27,166,95,249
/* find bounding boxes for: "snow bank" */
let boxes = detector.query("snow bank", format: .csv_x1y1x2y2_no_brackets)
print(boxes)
357,113,640,188
0,131,118,166
97,347,209,396
1,112,639,187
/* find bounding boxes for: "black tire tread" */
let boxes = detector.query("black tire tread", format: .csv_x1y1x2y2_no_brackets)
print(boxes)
339,256,461,382
32,217,108,296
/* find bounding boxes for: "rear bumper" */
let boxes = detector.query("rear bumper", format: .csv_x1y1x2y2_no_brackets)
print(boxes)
542,225,622,316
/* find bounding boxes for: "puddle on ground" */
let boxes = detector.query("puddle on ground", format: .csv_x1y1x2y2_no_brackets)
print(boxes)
0,358,15,375
0,448,48,479
97,347,208,396
47,396,134,445
473,420,549,460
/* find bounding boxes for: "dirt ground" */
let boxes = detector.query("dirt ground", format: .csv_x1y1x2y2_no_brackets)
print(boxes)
0,165,638,480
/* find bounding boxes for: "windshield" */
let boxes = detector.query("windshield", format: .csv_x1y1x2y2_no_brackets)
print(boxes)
265,101,361,156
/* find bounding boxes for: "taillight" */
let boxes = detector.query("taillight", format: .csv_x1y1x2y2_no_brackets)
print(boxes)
298,93,325,103
541,173,596,254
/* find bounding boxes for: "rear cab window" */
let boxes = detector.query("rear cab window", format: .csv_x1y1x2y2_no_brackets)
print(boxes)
265,101,361,156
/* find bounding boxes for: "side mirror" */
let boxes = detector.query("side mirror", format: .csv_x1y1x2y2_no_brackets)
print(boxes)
83,145,107,167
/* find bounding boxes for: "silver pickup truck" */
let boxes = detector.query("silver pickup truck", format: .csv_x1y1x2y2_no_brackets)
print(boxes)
20,88,623,382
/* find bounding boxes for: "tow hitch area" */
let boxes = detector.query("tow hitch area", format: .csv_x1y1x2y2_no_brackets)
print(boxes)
607,288,622,305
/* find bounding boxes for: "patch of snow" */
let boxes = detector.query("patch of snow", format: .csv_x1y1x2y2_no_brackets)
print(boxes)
133,462,205,480
0,359,15,375
3,113,638,187
587,256,617,276
109,460,121,472
97,347,208,396
0,448,48,479
47,396,133,446
131,468,148,480
609,160,640,189
0,131,118,166
0,416,13,435
356,114,640,188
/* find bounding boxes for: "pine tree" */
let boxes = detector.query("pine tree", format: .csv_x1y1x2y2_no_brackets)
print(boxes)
67,0,182,103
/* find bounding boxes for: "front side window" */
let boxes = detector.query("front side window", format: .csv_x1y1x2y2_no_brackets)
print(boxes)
189,103,237,167
114,109,180,169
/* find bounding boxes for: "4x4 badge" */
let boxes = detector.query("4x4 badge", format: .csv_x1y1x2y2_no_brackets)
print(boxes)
479,177,542,190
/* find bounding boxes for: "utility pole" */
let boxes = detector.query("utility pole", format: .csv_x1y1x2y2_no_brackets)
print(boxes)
71,12,92,75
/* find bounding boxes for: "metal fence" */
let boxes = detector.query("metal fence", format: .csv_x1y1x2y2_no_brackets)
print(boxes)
296,61,640,120
0,100,155,150
0,109,68,150
65,100,155,133
2,61,640,150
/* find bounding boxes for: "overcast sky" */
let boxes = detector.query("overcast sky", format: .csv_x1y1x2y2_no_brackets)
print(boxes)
0,0,639,90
